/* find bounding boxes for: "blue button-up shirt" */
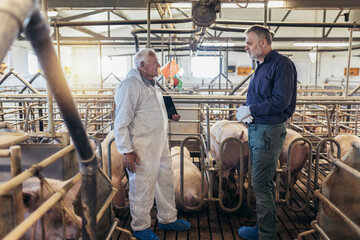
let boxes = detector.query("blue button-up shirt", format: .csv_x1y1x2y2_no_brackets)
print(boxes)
246,50,297,124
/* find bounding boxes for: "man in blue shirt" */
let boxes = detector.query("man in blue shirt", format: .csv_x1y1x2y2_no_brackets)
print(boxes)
236,25,297,240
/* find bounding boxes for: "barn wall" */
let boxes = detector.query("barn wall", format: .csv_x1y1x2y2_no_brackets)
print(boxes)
3,41,360,89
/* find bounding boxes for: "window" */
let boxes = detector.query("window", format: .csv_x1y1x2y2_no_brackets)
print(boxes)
28,52,39,75
101,56,127,80
191,56,219,78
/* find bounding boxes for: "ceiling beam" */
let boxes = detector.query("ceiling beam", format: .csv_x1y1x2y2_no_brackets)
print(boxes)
324,10,345,38
284,0,360,9
154,3,171,29
48,0,147,8
215,20,360,28
274,10,291,34
175,8,190,18
57,36,360,42
110,10,142,29
50,18,192,27
57,10,103,21
110,10,161,38
69,26,106,39
47,0,360,10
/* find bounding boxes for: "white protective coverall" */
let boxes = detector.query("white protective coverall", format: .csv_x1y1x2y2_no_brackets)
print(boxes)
114,68,177,231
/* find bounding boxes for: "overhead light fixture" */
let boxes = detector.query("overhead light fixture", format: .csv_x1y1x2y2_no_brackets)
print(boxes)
268,1,285,8
293,42,349,47
222,1,284,8
202,42,236,47
47,10,58,17
171,3,191,8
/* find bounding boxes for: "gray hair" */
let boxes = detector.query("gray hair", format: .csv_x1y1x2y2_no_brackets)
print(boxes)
134,48,156,69
245,25,274,45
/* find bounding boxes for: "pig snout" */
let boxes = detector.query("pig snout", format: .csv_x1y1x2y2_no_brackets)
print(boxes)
184,190,201,207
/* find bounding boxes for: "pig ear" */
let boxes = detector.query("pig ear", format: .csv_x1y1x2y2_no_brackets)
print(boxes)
23,190,39,210
63,177,82,201
239,131,244,140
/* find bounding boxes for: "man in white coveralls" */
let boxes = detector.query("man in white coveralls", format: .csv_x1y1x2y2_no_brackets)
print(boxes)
114,48,189,240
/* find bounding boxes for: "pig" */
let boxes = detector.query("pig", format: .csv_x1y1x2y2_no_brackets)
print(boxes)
22,177,81,240
210,120,249,195
0,121,12,131
171,146,208,210
99,130,126,208
278,129,309,188
210,122,308,196
327,134,360,162
318,140,360,240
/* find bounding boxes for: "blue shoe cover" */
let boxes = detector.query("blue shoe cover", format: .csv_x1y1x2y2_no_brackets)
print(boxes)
133,228,159,240
158,219,191,231
238,226,258,240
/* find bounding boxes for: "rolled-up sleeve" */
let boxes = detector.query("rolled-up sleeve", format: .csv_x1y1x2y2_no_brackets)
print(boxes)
114,79,140,154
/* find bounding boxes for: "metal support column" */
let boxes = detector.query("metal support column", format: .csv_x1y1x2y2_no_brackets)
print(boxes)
264,0,268,27
315,45,319,89
345,25,354,98
147,0,151,48
26,10,97,239
99,42,103,89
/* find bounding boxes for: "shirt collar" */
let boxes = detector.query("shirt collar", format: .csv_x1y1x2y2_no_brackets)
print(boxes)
264,50,278,63
140,73,155,87
256,50,278,66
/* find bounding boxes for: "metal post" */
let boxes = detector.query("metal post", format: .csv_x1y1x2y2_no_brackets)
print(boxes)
62,132,78,179
345,25,354,98
315,45,319,89
225,48,229,92
264,1,268,27
47,83,55,134
147,0,151,48
99,42,103,89
44,2,55,135
161,24,164,85
322,10,326,37
107,11,110,38
25,10,97,239
229,72,253,95
10,146,24,229
356,105,359,135
269,8,272,29
206,105,211,153
56,25,61,66
219,48,222,89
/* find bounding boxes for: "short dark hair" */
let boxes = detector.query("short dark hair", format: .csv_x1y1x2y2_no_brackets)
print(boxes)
245,25,273,44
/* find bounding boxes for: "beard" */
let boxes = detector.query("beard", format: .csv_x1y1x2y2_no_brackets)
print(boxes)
247,45,263,60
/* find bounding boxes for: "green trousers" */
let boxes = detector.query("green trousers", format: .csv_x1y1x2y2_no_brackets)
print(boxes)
248,122,286,240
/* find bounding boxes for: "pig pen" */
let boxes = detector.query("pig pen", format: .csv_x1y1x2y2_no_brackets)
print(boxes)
111,101,360,240
113,142,335,240
2,93,360,239
0,124,336,239
0,132,123,239
113,168,323,239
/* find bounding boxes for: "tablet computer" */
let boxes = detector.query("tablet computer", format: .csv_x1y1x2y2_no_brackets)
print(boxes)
163,96,178,120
